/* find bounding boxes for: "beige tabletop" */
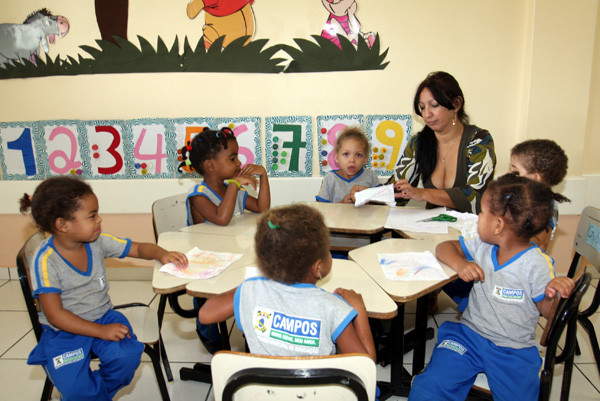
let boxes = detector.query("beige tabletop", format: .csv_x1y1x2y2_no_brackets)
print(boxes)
186,258,398,319
308,201,391,234
180,212,261,238
348,239,458,303
395,227,461,242
152,231,256,294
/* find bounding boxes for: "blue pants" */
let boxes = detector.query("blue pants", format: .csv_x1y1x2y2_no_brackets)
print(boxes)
408,322,542,401
27,309,144,401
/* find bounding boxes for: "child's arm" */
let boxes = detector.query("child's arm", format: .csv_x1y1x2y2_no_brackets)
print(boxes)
239,164,271,213
536,277,575,318
128,242,188,268
334,288,376,362
39,293,131,341
197,288,236,324
436,240,485,282
190,186,245,225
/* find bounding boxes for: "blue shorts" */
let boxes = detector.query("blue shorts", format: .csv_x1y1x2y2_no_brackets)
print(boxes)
27,309,144,401
408,322,542,401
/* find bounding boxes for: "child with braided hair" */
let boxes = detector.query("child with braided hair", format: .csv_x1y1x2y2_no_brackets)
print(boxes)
409,173,573,401
178,126,270,226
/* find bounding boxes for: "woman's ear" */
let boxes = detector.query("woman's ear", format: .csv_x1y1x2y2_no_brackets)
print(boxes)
452,96,463,111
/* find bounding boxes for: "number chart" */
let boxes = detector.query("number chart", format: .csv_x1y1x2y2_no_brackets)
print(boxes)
172,117,215,178
0,121,45,180
215,117,262,168
39,120,89,178
265,116,313,178
129,118,172,179
366,114,412,176
316,115,365,176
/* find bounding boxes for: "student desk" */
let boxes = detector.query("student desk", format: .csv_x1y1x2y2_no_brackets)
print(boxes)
179,212,260,238
349,239,458,397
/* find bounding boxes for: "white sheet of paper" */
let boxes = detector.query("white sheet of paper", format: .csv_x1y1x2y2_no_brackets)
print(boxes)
446,210,479,237
377,251,449,281
354,184,396,207
160,247,243,279
384,207,449,234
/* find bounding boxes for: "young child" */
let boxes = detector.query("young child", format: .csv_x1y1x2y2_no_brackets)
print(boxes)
178,126,271,352
316,127,380,203
20,176,187,401
510,139,569,251
408,173,574,401
198,204,376,360
178,126,271,225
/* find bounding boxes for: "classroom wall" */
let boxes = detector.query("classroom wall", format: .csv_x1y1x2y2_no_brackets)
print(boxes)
1,0,599,271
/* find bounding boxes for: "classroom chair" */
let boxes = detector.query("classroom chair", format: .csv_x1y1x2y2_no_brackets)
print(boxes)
468,271,592,401
210,351,377,401
17,231,171,401
565,206,600,379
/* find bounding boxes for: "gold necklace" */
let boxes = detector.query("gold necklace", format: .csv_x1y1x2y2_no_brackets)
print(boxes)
439,136,458,165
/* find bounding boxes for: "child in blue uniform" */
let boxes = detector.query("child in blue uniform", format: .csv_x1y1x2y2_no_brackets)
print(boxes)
409,173,574,401
197,204,376,360
178,126,271,352
178,126,271,225
20,176,187,401
510,139,569,251
316,127,380,203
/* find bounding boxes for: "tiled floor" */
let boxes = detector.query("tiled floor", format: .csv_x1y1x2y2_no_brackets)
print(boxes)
1,276,599,401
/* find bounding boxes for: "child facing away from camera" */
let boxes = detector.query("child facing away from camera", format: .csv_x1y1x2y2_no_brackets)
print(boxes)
510,139,569,251
20,176,187,401
178,126,271,352
178,126,271,225
198,204,376,360
316,127,380,203
408,173,574,401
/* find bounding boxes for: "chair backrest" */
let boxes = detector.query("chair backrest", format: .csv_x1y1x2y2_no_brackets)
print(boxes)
573,206,600,272
151,193,188,242
16,231,47,342
211,351,377,401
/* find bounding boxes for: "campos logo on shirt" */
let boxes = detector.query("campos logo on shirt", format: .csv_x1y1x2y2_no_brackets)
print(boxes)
438,340,467,355
493,285,525,302
99,275,106,289
252,307,321,348
53,348,84,369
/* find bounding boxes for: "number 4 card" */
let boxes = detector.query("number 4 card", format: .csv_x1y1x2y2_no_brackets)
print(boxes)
127,118,173,179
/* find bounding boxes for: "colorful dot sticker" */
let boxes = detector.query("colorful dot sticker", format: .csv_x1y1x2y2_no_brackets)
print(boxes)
273,151,278,156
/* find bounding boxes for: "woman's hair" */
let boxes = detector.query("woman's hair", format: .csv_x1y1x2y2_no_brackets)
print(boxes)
486,173,569,240
510,139,568,187
335,126,370,154
254,205,330,284
178,127,236,175
19,176,94,233
413,71,470,183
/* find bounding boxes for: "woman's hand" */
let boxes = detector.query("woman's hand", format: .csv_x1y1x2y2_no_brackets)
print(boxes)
393,179,426,201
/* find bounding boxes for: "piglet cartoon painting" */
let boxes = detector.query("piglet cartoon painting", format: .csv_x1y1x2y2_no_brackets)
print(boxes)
321,0,376,49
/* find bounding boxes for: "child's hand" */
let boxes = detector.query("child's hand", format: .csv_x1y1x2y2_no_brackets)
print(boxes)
233,174,259,190
239,164,267,177
457,262,485,283
340,193,354,203
160,251,188,269
350,185,368,196
334,288,367,312
100,323,131,341
545,277,575,299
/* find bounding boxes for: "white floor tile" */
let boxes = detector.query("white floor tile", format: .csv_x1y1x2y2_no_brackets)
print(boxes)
548,363,600,400
0,359,52,400
576,363,600,394
0,311,33,356
574,313,600,364
0,280,27,311
2,329,36,359
159,313,212,363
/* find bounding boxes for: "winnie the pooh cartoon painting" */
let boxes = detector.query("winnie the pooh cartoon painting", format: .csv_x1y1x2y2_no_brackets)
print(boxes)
186,0,255,49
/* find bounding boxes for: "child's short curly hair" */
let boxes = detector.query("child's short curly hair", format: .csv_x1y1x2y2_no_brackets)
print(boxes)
335,127,370,154
178,127,236,175
486,173,569,240
510,139,568,186
19,176,94,233
254,205,330,284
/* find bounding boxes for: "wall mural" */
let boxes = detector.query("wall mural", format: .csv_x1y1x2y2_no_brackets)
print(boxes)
0,115,410,181
0,0,388,79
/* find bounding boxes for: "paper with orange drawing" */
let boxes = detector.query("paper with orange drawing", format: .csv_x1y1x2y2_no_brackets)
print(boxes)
160,247,243,279
377,251,449,281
